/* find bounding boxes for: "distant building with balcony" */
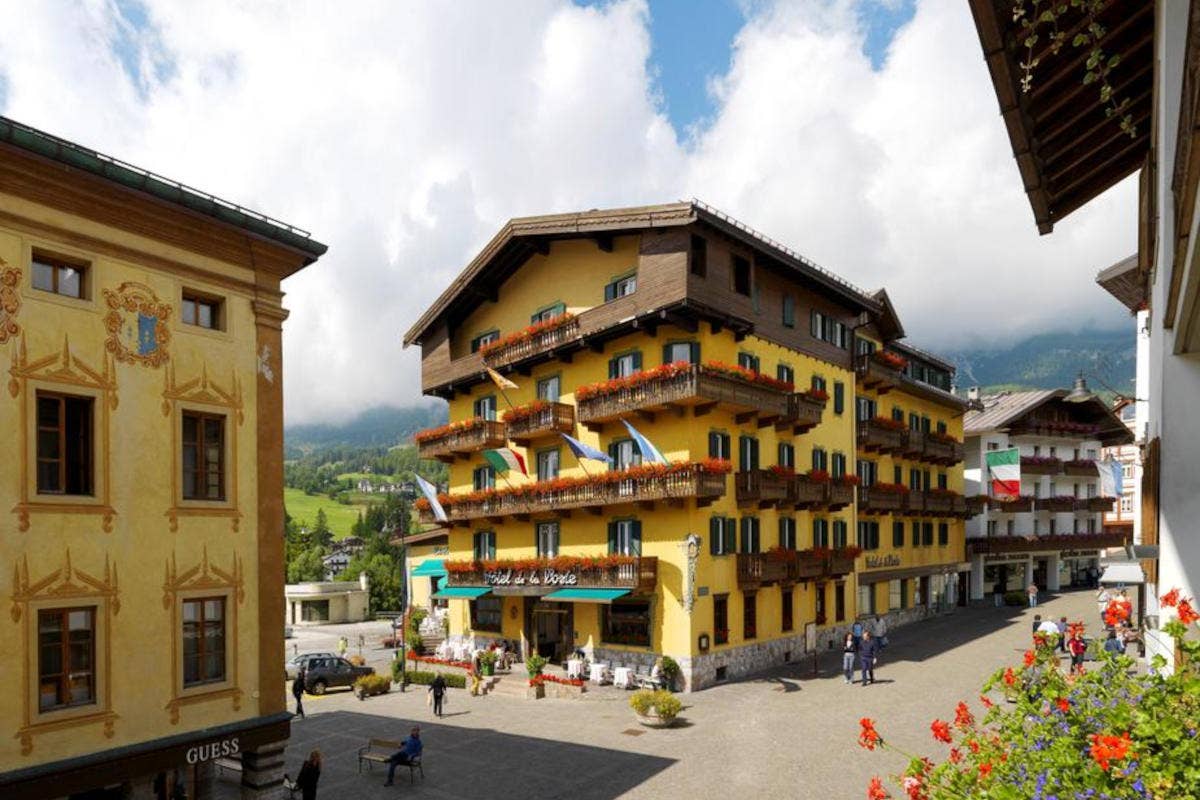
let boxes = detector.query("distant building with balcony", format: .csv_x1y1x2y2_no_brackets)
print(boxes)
1101,399,1141,538
403,202,970,690
963,389,1134,600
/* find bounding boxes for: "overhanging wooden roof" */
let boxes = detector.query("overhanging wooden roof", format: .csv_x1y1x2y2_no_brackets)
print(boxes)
968,0,1154,234
1096,254,1145,313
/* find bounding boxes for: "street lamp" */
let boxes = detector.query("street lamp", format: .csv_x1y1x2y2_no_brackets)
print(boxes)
1064,372,1147,404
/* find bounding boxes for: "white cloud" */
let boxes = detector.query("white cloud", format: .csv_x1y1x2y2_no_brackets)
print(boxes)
0,0,1134,423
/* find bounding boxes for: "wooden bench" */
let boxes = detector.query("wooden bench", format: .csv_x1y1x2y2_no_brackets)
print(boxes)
357,738,424,784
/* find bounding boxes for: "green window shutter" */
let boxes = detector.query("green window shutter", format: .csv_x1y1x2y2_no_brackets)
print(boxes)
608,358,618,379
833,382,844,414
604,281,617,302
724,518,736,554
607,521,617,554
690,342,700,363
710,518,721,555
631,521,642,556
708,432,720,459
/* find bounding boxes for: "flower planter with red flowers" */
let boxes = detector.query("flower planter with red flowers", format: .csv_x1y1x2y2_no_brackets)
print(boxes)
855,350,907,393
873,350,909,371
505,400,575,443
1035,495,1078,512
737,550,798,588
923,432,964,465
478,313,579,367
788,388,827,432
993,495,1034,513
1063,459,1098,477
415,417,506,460
858,483,908,513
922,488,961,515
858,417,909,453
827,480,855,510
1021,456,1063,475
443,554,657,594
790,473,829,508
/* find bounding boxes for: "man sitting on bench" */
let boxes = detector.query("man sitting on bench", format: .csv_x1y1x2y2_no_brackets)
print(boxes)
383,726,423,787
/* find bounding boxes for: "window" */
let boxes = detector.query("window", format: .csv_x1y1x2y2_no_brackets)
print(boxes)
777,364,795,384
1087,518,1096,533
743,592,757,639
937,473,948,490
709,517,736,555
937,421,947,435
921,416,931,433
1006,519,1015,535
536,522,560,558
737,352,760,372
714,594,729,644
912,521,922,546
732,255,751,296
781,294,796,328
35,392,93,496
938,522,949,546
815,583,827,623
895,407,906,424
856,397,877,422
182,597,226,687
663,341,699,364
908,412,920,431
536,448,560,481
833,382,845,415
778,443,795,469
31,251,88,299
473,531,496,561
831,452,847,479
608,351,642,379
470,596,502,632
782,589,794,632
601,599,651,647
855,337,876,356
470,330,499,353
811,375,827,393
530,302,566,323
834,519,850,548
888,580,902,612
778,517,797,550
892,521,904,547
690,234,707,277
857,459,877,487
1120,495,1133,513
181,292,222,330
894,465,903,484
858,583,875,616
987,441,999,451
909,468,922,491
608,519,642,555
810,310,849,348
610,438,640,470
922,522,934,546
604,273,637,302
811,447,828,472
708,431,731,460
473,465,495,491
899,579,909,609
37,607,95,711
182,411,226,501
834,583,846,622
473,395,497,421
987,520,997,536
536,375,561,402
813,518,829,548
856,521,878,550
740,517,761,554
739,436,760,471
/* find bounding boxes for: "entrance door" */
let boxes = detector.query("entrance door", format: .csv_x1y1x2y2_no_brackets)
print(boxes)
530,602,574,662
957,572,969,607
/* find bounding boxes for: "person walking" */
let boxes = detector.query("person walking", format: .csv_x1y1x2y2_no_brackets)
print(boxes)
384,726,423,786
337,635,348,659
841,632,858,684
1096,586,1113,622
872,615,888,649
295,750,322,800
1031,614,1042,635
992,581,1004,608
851,618,864,651
1068,630,1087,675
1056,617,1068,653
859,631,879,686
428,673,447,717
1027,582,1039,608
292,668,306,719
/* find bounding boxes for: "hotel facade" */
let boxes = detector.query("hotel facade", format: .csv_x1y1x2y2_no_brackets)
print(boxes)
0,118,325,798
404,202,972,691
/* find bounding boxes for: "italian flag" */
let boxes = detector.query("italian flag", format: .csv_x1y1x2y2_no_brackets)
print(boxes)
986,448,1021,499
483,448,527,476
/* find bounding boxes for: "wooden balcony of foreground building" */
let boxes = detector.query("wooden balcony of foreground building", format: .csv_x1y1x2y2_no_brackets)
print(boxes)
827,482,855,511
787,391,827,434
479,314,582,370
921,490,957,516
901,428,925,458
966,531,1130,556
736,548,854,589
857,418,908,454
964,495,987,517
854,351,907,394
1085,496,1116,513
857,485,908,514
443,554,658,595
576,363,793,431
790,474,830,509
505,401,575,445
922,435,964,466
736,469,791,508
416,463,729,525
416,419,507,461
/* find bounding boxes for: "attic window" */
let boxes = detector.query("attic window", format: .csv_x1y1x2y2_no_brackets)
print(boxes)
732,255,751,296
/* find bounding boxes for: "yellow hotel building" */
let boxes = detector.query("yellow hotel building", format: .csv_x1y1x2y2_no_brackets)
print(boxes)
0,118,325,798
404,202,972,691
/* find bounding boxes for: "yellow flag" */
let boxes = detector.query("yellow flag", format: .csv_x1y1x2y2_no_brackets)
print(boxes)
486,366,518,391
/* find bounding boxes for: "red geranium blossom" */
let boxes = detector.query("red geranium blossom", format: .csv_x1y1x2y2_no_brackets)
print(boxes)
978,762,993,780
1089,732,1134,771
859,718,882,751
1177,599,1199,626
1056,697,1070,713
1160,588,1181,608
1023,649,1036,666
902,775,927,800
867,776,890,800
1002,667,1016,687
979,694,994,709
948,747,963,764
954,701,974,728
930,719,952,743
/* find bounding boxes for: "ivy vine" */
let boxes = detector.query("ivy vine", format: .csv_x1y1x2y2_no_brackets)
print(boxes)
1012,0,1136,138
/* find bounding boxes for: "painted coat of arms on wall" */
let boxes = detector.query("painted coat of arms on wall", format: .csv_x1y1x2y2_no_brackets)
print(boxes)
103,281,171,367
0,260,20,344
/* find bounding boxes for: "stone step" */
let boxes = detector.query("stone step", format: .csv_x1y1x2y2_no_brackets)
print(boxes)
486,676,529,697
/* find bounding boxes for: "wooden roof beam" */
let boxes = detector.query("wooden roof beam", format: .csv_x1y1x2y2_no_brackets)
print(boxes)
1030,8,1153,103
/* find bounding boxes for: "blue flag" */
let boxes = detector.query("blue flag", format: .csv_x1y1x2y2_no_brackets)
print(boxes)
621,419,669,465
560,433,614,465
415,475,448,523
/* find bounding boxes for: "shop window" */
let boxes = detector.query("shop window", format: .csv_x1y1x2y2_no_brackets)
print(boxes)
662,341,699,364
834,583,845,622
888,580,902,612
301,600,329,622
38,607,95,711
473,531,496,561
31,250,89,299
710,517,736,555
182,597,226,687
473,395,497,421
899,579,909,609
782,589,794,632
742,592,757,639
708,431,731,460
732,255,751,296
690,235,707,277
470,596,502,632
536,375,561,402
608,519,642,556
857,583,875,616
740,517,761,554
35,392,94,496
778,517,797,550
181,291,223,330
182,411,226,501
608,351,642,379
601,599,651,647
604,273,637,302
470,329,499,353
536,521,559,558
713,594,729,644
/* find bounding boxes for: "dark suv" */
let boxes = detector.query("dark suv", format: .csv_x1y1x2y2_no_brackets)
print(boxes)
303,656,375,694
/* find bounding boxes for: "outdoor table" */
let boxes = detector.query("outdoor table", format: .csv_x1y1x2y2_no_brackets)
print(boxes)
589,662,610,684
566,659,584,679
613,666,633,689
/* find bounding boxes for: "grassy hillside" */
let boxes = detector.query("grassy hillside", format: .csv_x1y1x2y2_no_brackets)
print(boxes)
283,487,367,540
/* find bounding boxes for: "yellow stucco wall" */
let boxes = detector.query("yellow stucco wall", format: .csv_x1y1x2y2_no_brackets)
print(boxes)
0,200,267,768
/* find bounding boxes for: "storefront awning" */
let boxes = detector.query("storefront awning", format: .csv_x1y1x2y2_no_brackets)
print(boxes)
432,586,490,599
411,559,447,577
1100,563,1145,586
543,588,630,603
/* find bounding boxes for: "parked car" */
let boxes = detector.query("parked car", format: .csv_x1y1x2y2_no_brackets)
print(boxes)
285,651,337,680
303,656,375,695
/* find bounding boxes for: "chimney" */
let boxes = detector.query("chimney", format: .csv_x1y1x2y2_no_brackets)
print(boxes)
359,571,369,592
967,386,980,402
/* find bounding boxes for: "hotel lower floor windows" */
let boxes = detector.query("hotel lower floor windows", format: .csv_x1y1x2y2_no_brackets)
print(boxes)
182,597,226,687
743,592,757,639
38,607,95,711
714,594,729,644
470,596,502,632
834,582,845,622
857,583,875,616
601,599,651,647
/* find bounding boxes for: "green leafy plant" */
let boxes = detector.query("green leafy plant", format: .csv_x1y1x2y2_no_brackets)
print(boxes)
404,670,467,689
525,654,548,678
629,689,682,721
660,656,681,690
406,630,425,655
354,674,391,697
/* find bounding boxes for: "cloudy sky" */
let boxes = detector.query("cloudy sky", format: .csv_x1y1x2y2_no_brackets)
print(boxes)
0,0,1136,423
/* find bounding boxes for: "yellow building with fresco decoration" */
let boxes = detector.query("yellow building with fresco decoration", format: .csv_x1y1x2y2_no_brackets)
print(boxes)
0,117,325,798
404,202,971,691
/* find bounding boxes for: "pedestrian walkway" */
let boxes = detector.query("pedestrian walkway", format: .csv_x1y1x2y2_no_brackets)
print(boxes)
218,590,1107,799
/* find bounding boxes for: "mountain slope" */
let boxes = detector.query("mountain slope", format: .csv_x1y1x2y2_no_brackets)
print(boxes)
286,403,447,452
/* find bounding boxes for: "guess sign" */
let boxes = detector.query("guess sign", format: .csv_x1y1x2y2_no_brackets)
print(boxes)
865,555,902,569
483,569,580,587
186,737,239,764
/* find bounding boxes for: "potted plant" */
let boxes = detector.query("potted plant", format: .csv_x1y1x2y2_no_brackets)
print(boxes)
479,649,498,677
525,653,548,679
630,689,682,728
659,656,681,692
354,674,391,700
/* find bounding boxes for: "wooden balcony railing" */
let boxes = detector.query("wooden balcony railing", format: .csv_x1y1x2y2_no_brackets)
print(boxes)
1085,496,1116,513
902,429,926,458
786,392,826,433
1063,461,1099,477
858,486,907,514
736,552,798,588
418,464,729,524
854,352,903,394
827,554,856,577
967,532,1130,554
416,419,507,461
576,365,792,430
444,555,658,595
736,470,791,508
923,437,964,465
790,475,829,509
858,420,908,454
964,496,988,517
506,402,575,445
994,496,1034,513
1035,497,1077,513
922,492,956,516
827,482,855,511
904,492,925,515
1021,457,1063,476
480,316,581,369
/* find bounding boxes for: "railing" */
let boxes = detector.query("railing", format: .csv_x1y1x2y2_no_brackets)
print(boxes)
1035,497,1077,512
1086,496,1116,513
964,496,988,517
905,492,925,515
576,365,791,426
481,316,581,369
790,475,829,508
966,532,1130,554
923,437,964,465
994,496,1034,513
736,470,791,507
951,495,970,517
902,429,926,457
1063,461,1098,477
857,420,908,454
922,492,956,515
1021,457,1063,476
418,465,728,523
854,352,903,393
736,553,798,588
827,483,855,510
416,419,507,460
858,486,907,513
444,556,658,595
506,402,575,443
787,392,826,432
827,555,856,577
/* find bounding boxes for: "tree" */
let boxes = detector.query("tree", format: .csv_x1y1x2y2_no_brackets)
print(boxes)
310,508,333,549
287,545,327,583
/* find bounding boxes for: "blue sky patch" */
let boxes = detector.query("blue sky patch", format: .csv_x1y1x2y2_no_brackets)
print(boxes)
859,0,916,70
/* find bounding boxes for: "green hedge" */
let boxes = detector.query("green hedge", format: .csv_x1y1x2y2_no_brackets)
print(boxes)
403,669,467,689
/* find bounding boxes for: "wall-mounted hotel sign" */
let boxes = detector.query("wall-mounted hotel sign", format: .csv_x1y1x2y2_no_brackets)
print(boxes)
484,568,580,588
864,554,902,569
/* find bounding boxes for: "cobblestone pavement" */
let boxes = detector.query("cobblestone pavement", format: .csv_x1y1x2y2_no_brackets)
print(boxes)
222,590,1109,800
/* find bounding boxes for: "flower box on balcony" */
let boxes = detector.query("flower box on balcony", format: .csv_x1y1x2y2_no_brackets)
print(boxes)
923,434,963,465
415,418,507,460
505,401,575,444
787,390,827,433
736,469,791,507
922,490,956,515
1063,460,1098,477
902,428,926,457
858,484,907,513
478,313,579,367
994,496,1034,513
1086,496,1116,513
737,549,798,588
444,554,658,595
855,353,903,394
1021,456,1063,476
858,418,908,454
827,482,855,510
1035,496,1077,512
789,474,828,509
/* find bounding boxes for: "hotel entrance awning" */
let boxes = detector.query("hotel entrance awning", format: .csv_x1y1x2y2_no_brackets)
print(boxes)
432,586,490,599
412,559,447,577
1100,563,1146,586
543,588,630,603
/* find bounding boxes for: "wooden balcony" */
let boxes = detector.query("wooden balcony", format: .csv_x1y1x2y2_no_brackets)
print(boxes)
1035,497,1077,513
994,496,1034,513
416,419,506,461
827,483,855,511
951,495,970,517
1021,457,1063,476
923,436,964,465
904,492,925,515
854,352,903,394
789,475,829,509
857,420,908,454
480,315,581,369
444,555,658,595
1063,461,1098,477
922,492,956,516
576,365,792,431
967,532,1130,555
736,470,791,508
827,554,856,578
902,429,925,458
1085,496,1116,513
858,486,907,514
419,464,728,524
964,496,988,517
736,552,799,589
506,402,575,445
786,392,826,434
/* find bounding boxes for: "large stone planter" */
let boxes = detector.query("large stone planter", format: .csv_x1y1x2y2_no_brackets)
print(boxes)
544,681,586,699
635,711,678,728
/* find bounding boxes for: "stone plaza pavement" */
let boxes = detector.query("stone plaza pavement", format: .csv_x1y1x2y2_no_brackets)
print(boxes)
221,590,1110,799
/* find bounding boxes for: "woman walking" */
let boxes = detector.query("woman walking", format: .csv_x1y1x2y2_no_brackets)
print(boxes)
295,750,321,800
841,632,858,684
859,631,879,686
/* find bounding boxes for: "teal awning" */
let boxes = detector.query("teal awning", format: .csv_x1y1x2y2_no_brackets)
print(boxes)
432,586,490,599
543,588,630,603
411,559,447,577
